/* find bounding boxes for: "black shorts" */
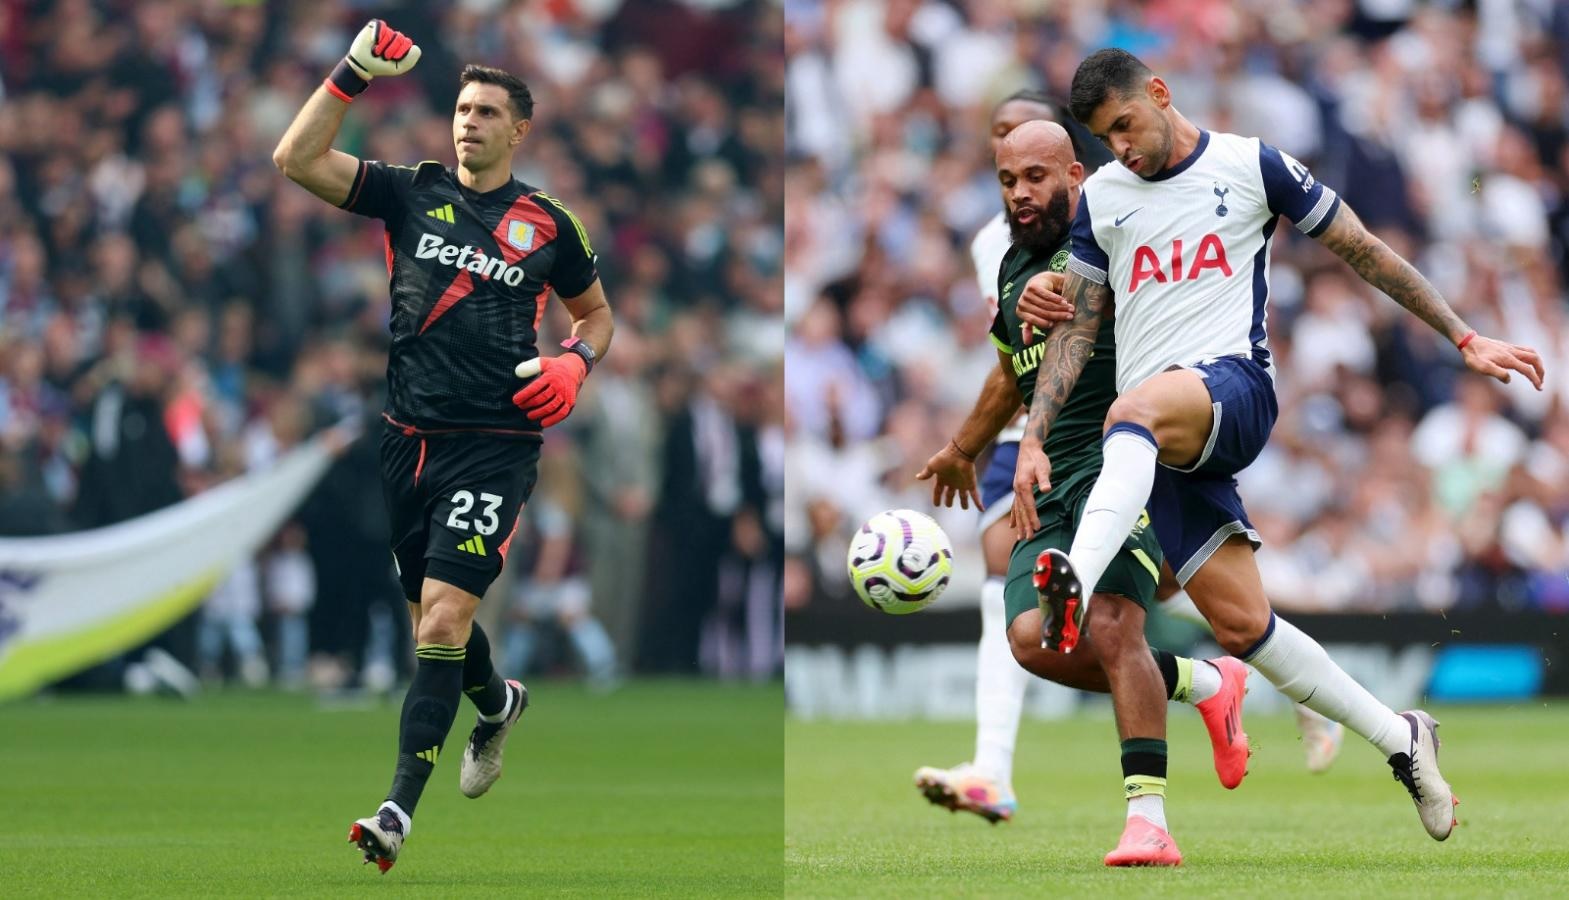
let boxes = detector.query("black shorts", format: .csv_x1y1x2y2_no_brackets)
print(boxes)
380,422,541,601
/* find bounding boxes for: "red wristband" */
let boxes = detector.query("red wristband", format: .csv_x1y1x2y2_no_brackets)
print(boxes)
1457,330,1477,351
322,78,354,103
325,58,369,103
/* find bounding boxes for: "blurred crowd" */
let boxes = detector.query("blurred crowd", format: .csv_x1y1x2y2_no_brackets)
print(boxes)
785,0,1569,615
0,0,784,690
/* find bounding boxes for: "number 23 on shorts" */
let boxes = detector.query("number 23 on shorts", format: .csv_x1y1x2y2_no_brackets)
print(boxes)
445,489,505,535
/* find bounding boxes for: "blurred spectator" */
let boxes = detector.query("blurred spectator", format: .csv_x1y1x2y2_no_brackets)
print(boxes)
501,448,618,688
198,560,269,688
264,524,316,690
1,0,783,687
786,0,1569,615
643,357,771,673
576,331,661,669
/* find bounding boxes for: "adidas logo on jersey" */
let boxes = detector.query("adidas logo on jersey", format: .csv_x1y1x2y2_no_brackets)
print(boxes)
457,535,487,556
415,233,527,287
426,203,455,223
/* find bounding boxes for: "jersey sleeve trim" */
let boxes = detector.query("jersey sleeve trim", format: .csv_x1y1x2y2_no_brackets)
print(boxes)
1296,190,1340,237
1258,140,1340,236
1068,186,1110,285
1067,255,1108,285
339,161,369,211
990,332,1013,353
534,191,595,260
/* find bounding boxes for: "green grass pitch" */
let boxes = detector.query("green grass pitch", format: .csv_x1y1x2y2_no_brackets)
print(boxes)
0,681,782,897
787,703,1569,898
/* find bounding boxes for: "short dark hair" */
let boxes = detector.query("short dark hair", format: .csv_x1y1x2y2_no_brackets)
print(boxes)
1068,49,1153,125
994,89,1093,166
460,64,534,121
998,88,1060,112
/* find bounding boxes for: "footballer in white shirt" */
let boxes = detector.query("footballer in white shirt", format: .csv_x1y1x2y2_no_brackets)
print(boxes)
909,92,1060,826
1016,48,1544,845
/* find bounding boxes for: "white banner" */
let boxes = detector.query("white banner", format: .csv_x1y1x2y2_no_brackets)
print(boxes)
0,433,344,700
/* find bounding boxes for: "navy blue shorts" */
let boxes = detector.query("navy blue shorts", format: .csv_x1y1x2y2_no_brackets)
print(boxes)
978,441,1018,531
1148,356,1277,584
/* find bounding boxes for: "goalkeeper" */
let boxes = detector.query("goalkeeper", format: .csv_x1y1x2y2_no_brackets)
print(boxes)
272,20,614,873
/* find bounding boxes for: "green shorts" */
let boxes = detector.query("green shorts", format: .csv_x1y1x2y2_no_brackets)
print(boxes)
1003,466,1164,628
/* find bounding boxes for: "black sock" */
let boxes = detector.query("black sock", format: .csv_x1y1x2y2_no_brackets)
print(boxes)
1121,737,1169,797
1152,648,1180,700
462,623,508,718
386,643,465,816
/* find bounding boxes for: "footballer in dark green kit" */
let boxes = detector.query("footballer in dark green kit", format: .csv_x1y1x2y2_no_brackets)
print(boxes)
987,144,1161,634
917,119,1250,866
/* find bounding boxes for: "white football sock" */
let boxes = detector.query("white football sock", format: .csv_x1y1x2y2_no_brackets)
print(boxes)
1243,614,1408,757
379,800,412,835
477,682,513,723
1068,425,1157,598
972,576,1029,784
1188,659,1222,704
1128,794,1167,831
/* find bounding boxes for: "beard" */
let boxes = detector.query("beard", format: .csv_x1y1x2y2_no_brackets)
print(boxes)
1007,187,1071,255
1135,120,1176,181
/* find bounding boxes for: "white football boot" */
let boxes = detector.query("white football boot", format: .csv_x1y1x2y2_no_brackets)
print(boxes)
1388,710,1458,840
460,679,528,798
349,806,406,873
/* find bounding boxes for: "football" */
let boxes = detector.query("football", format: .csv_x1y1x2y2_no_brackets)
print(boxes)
846,509,954,614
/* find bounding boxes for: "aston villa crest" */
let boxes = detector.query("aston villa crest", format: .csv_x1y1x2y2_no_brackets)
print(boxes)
506,220,536,251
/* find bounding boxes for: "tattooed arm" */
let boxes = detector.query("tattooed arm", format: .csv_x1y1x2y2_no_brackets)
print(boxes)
1316,202,1544,387
1010,271,1112,540
1314,202,1468,342
1023,271,1112,443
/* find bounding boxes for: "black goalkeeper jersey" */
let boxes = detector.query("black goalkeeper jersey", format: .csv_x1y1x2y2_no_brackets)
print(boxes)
341,160,599,436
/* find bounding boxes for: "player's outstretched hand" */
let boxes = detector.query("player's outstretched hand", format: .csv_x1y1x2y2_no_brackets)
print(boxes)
512,354,588,427
915,441,981,510
1017,271,1072,343
345,20,421,80
1010,438,1053,542
1461,334,1545,390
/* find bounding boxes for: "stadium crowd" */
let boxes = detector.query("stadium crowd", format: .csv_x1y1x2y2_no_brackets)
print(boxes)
0,0,784,689
785,0,1569,615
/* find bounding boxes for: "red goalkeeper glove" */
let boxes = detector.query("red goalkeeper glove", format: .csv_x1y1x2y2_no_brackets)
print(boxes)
513,341,593,427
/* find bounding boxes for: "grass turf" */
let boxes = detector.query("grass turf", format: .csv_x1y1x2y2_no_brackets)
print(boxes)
0,680,782,897
786,703,1569,898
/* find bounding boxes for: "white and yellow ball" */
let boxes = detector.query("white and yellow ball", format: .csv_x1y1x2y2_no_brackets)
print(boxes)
846,509,953,615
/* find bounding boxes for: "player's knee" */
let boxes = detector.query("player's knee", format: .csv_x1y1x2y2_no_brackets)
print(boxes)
1085,597,1141,656
1209,605,1272,657
416,612,466,647
1105,393,1158,435
416,587,476,646
1006,615,1038,669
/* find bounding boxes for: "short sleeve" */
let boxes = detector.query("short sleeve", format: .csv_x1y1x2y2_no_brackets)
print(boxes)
536,193,599,298
988,307,1012,353
339,161,418,220
1258,142,1340,237
1066,188,1109,285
